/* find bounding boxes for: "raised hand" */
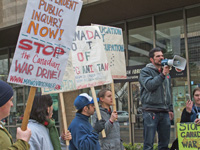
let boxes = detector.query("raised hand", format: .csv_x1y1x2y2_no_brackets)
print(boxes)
110,111,118,122
186,100,193,113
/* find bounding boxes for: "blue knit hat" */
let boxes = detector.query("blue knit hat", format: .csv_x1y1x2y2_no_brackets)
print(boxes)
0,80,13,107
74,93,99,110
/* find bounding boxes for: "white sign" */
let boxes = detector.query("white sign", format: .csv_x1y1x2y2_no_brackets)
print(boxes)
42,51,76,94
7,0,82,89
72,26,112,88
93,24,127,79
42,26,112,94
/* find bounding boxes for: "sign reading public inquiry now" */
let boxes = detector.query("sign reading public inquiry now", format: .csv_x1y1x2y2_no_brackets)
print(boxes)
7,0,82,89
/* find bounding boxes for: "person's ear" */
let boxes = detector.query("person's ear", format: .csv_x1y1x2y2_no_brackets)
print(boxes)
100,97,104,102
47,107,50,114
47,106,51,115
83,106,88,112
150,57,153,63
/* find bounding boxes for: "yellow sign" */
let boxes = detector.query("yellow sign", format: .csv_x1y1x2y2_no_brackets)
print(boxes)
177,123,200,149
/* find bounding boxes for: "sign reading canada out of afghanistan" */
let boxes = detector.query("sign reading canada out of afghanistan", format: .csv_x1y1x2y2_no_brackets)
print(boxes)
93,24,127,79
7,0,82,89
42,26,113,94
177,123,200,150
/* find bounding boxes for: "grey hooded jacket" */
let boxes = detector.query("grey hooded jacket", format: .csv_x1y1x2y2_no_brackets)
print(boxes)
92,107,124,150
139,63,172,111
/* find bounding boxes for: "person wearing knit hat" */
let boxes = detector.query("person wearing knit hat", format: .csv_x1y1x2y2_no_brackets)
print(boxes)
0,80,31,150
68,93,106,150
0,80,13,107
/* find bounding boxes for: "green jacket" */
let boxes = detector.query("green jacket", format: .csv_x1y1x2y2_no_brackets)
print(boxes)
0,122,30,150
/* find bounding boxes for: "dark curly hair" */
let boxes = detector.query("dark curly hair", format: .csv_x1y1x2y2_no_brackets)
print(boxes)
30,95,53,123
149,47,163,58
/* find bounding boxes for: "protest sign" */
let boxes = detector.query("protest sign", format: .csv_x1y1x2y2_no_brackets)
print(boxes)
72,26,112,89
7,0,82,89
93,24,127,79
42,51,76,94
42,25,113,94
177,122,200,149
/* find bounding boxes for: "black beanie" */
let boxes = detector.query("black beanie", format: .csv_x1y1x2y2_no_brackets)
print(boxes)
0,80,13,107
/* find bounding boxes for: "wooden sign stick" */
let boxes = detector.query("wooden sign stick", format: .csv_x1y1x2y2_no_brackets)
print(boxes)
111,82,117,112
90,87,106,138
59,92,69,146
21,87,37,131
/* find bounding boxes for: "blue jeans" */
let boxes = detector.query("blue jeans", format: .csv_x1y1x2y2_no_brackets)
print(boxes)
143,111,171,150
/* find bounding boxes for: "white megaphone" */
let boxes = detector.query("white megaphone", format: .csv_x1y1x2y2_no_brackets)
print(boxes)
161,55,186,70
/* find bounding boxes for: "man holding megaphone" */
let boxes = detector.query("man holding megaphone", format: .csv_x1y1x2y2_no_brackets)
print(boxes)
139,47,174,150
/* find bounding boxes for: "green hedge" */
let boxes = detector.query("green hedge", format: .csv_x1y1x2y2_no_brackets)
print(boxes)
123,143,158,150
123,143,172,150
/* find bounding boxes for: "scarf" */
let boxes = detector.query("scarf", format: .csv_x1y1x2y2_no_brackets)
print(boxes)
44,119,61,150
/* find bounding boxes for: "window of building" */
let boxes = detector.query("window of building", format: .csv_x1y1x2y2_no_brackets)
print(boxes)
187,6,200,86
155,11,184,56
128,17,153,66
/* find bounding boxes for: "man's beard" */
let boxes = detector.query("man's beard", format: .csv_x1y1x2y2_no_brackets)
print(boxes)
154,60,162,66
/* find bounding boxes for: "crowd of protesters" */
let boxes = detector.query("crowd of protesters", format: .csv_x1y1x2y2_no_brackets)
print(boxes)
1,47,198,150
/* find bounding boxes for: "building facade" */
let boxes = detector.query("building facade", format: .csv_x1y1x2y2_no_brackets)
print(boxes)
1,0,200,144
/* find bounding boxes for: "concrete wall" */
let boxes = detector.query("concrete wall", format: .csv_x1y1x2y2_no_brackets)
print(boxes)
0,0,26,29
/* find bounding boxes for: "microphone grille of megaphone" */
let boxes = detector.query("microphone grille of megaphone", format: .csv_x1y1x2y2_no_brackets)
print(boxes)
173,55,186,70
173,60,180,66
